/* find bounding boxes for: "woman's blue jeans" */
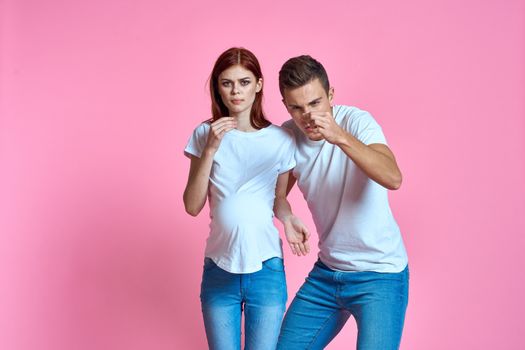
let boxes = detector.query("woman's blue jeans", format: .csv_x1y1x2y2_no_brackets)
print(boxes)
200,257,287,350
277,259,409,350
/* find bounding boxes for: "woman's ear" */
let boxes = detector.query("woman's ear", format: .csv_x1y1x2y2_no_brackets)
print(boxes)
256,78,263,93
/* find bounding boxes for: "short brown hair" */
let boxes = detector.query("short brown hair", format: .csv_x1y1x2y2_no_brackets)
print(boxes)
278,55,330,96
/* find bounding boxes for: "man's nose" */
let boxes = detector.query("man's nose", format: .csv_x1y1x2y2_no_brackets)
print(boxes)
302,108,311,119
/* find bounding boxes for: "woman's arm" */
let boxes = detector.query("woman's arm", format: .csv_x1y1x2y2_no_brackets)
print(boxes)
183,151,215,216
183,117,237,216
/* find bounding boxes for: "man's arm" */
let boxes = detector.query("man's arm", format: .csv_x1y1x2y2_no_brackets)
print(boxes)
286,171,297,195
310,112,402,190
274,171,310,256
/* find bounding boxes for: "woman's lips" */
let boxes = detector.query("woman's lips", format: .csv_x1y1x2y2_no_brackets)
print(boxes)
231,99,243,105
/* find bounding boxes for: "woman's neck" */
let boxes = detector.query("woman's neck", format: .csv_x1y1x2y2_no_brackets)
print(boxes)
230,110,256,132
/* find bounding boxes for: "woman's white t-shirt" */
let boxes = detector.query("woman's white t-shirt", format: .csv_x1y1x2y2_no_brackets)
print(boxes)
185,122,296,273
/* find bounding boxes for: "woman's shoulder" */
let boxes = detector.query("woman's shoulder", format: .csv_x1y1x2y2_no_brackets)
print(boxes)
191,119,212,135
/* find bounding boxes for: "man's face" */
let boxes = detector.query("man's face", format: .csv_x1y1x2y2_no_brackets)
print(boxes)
282,78,333,141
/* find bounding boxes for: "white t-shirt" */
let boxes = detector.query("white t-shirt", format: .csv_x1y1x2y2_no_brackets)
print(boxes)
283,105,408,273
184,122,296,273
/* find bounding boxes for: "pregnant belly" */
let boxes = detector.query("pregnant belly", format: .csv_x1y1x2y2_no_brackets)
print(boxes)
211,194,272,233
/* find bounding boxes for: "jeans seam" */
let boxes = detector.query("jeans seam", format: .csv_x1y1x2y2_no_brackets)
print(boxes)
305,309,341,350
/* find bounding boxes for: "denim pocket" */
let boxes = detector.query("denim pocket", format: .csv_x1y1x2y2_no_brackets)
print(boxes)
203,257,219,271
263,257,285,272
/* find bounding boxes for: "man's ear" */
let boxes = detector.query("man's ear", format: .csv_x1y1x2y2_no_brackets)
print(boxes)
328,87,334,105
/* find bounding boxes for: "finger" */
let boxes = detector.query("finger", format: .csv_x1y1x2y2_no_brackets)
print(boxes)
293,243,302,256
212,120,236,132
216,128,235,140
304,231,311,241
297,242,308,256
211,122,236,135
311,117,329,129
211,117,235,125
213,124,235,137
304,241,311,254
289,243,298,256
310,111,331,120
302,227,310,241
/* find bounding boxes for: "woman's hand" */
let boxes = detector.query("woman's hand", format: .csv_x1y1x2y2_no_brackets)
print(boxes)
205,117,237,152
283,215,311,256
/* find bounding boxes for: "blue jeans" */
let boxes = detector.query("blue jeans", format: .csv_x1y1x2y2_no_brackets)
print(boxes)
277,260,409,350
200,257,287,350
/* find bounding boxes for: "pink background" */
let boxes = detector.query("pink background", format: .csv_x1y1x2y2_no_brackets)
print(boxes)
1,0,525,349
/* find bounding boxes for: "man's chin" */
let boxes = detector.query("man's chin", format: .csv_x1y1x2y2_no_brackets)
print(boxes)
305,132,324,141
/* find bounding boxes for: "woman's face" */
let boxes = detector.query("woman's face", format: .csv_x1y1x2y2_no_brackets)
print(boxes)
217,65,262,116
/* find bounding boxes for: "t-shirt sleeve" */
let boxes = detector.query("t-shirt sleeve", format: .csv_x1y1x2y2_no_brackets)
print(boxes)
279,129,297,174
351,111,387,145
184,123,209,158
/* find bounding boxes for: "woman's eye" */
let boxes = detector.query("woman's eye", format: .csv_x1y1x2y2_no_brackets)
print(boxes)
222,81,231,87
241,80,250,86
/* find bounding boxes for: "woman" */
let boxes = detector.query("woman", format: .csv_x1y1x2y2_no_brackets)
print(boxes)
183,47,310,350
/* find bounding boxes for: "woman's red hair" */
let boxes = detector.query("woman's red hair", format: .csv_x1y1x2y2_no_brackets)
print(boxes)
210,47,270,129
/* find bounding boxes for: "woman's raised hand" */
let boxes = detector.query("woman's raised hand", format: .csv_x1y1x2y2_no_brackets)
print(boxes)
205,117,237,152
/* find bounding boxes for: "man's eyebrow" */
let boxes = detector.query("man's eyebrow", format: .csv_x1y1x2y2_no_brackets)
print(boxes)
308,97,322,105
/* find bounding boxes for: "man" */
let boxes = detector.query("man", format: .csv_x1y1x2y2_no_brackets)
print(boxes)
275,55,409,350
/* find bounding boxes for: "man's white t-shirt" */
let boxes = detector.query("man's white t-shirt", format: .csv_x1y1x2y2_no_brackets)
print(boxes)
283,105,408,273
185,122,296,273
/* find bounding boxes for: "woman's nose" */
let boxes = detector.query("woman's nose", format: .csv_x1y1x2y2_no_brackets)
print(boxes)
231,84,240,95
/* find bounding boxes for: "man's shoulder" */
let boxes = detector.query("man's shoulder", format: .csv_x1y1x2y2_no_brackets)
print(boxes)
265,124,295,142
281,119,296,131
334,105,372,121
334,105,379,131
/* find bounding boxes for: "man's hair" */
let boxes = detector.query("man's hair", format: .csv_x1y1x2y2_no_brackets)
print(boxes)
278,55,330,96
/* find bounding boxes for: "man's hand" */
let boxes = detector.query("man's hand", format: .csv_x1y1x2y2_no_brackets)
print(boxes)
308,111,345,144
283,215,310,256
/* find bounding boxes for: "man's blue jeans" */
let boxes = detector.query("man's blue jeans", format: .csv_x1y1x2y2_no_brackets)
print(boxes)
277,260,409,350
200,257,287,350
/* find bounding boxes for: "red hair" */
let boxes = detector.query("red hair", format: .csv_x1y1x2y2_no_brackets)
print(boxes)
209,47,270,129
